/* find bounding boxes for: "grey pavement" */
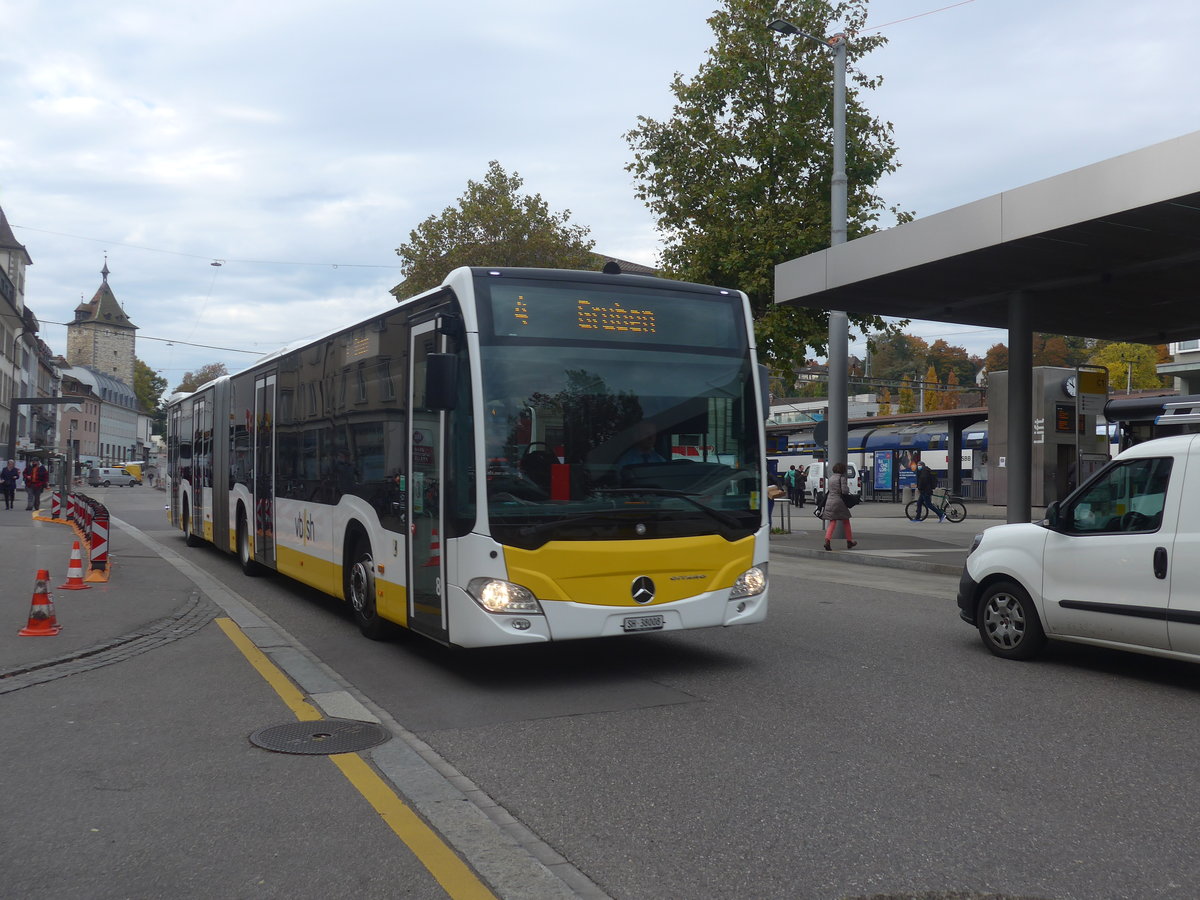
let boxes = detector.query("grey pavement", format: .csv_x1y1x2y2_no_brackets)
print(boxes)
0,489,1034,898
767,496,1041,575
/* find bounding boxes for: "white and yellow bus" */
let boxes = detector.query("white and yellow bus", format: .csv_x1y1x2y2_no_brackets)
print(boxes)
166,267,769,647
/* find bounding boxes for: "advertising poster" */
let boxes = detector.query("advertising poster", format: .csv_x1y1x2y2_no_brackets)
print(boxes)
873,451,893,490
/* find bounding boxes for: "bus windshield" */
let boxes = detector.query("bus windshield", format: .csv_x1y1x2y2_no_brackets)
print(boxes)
476,281,762,549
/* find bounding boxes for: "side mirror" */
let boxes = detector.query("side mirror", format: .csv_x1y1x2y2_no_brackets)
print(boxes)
1044,500,1061,529
425,353,458,411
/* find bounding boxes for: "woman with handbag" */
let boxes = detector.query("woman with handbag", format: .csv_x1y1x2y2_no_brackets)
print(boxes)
819,461,857,551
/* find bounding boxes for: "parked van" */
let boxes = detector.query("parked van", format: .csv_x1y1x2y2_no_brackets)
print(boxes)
805,462,862,503
88,466,141,487
957,431,1200,665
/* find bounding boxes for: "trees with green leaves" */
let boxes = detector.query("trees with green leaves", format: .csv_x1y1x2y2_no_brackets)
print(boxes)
134,358,168,434
394,161,596,297
133,358,167,413
173,363,229,394
1087,342,1165,392
625,0,910,393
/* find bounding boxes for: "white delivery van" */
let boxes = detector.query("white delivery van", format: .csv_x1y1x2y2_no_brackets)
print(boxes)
88,466,141,487
805,461,862,503
957,430,1200,665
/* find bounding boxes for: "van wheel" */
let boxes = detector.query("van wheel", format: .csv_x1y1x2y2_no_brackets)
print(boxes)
978,580,1045,660
102,480,111,487
237,510,263,576
345,536,390,641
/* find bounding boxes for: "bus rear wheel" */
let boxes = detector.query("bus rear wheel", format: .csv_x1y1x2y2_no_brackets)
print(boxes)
345,536,390,641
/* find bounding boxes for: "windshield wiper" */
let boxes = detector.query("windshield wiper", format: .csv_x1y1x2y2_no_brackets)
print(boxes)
593,488,746,530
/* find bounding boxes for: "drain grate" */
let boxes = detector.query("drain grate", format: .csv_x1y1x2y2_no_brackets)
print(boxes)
249,719,391,755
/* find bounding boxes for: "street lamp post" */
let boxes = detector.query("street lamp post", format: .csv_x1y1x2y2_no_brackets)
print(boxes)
768,18,849,471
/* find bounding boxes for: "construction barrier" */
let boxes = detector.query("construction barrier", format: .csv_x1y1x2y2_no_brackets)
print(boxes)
50,490,61,519
86,506,110,581
19,569,62,636
59,541,91,590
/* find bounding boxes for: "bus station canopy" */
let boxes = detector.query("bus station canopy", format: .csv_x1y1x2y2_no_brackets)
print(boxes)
774,130,1200,345
773,130,1200,522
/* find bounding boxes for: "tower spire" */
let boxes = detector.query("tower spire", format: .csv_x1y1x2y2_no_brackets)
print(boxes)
101,254,110,283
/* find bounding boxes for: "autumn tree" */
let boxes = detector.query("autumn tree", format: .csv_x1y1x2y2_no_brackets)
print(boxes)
897,375,916,414
625,0,909,392
393,161,596,296
982,343,1008,379
1087,342,1164,392
173,362,229,393
869,332,929,387
876,387,892,416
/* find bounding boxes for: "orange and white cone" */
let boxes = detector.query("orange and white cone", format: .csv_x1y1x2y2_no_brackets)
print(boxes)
19,570,62,636
59,541,91,591
423,528,440,567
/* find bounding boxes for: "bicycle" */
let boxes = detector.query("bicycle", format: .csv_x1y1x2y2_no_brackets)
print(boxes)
906,489,967,523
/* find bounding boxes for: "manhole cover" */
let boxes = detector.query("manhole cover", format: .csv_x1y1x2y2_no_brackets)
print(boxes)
249,719,390,755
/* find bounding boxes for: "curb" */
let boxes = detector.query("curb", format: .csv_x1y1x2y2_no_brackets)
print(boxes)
769,541,963,576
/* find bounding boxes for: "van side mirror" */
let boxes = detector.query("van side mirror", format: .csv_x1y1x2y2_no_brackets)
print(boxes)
425,353,458,410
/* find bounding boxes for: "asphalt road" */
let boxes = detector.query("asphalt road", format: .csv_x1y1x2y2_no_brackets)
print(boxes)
17,487,1200,899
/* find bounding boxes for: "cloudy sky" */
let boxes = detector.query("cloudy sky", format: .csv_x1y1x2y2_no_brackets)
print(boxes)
3,0,1199,389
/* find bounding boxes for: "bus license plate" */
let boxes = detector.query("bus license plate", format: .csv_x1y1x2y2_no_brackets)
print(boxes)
623,614,665,633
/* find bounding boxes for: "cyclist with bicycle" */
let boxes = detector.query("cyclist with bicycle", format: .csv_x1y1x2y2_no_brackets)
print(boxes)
915,460,944,523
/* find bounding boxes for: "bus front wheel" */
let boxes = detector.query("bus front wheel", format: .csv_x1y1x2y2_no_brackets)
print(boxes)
182,499,202,547
346,536,390,641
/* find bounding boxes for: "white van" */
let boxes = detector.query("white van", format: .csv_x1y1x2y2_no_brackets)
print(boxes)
88,466,141,487
957,431,1200,665
805,462,862,502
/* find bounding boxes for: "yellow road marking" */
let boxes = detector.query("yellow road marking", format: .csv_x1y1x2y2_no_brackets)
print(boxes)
215,617,498,900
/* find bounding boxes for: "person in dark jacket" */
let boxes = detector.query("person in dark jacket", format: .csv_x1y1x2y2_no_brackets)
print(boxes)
23,458,48,510
819,462,857,551
0,458,19,509
915,460,944,522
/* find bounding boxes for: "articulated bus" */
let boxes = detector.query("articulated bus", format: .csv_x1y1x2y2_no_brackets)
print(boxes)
166,267,770,647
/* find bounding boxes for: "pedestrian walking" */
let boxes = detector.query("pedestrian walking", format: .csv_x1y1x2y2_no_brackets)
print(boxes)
0,458,19,509
915,460,944,522
785,465,800,506
819,461,857,551
23,457,49,510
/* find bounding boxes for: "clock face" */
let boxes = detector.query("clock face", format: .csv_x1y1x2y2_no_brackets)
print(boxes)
1064,376,1077,398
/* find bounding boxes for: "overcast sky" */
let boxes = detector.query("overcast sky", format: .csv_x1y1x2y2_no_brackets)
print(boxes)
3,0,1199,388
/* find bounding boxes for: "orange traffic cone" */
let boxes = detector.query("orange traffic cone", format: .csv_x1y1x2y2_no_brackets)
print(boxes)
59,541,91,591
423,528,440,567
19,570,62,636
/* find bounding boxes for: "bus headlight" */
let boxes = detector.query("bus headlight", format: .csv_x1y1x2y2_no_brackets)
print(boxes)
467,578,544,615
730,564,767,599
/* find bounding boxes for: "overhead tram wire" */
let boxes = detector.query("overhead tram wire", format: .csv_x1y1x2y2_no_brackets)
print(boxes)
10,224,403,270
39,320,266,356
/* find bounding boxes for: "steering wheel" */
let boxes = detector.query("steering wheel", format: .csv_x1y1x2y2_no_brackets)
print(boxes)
1120,510,1151,531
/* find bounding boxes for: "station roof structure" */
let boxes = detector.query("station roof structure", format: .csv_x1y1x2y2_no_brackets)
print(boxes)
774,130,1200,345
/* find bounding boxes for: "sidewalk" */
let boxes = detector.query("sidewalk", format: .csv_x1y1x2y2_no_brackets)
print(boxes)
767,498,1041,575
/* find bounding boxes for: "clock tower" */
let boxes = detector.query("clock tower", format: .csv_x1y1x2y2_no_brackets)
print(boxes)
65,259,137,388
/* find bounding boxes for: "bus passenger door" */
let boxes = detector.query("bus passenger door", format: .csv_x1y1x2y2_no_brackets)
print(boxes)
407,321,447,641
254,373,277,567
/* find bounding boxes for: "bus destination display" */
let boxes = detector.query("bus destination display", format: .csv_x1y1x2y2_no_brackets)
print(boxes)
489,284,741,350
